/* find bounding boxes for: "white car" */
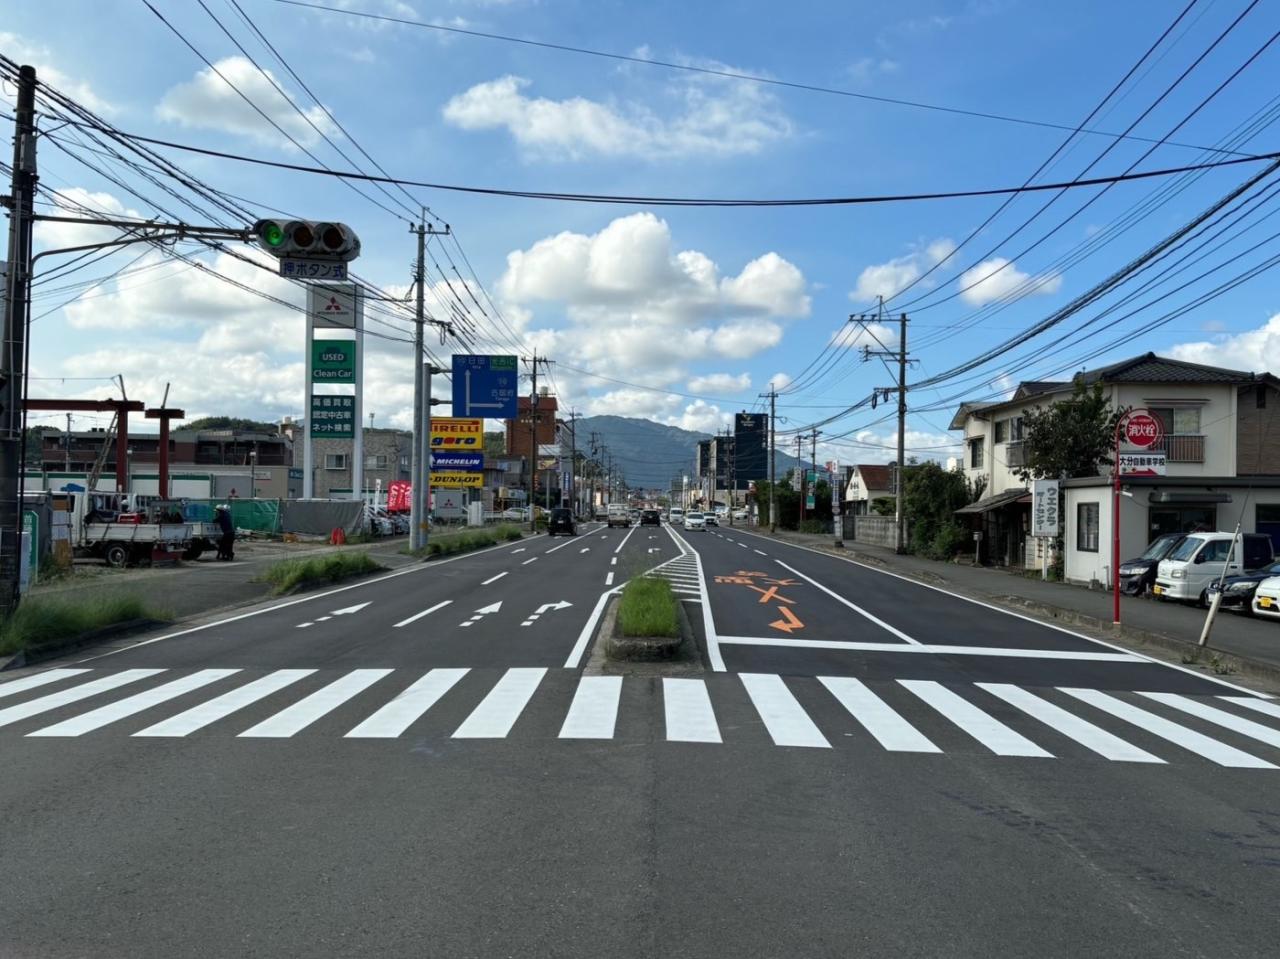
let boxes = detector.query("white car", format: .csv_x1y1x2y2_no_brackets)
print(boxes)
732,508,749,521
685,512,706,531
1252,576,1280,619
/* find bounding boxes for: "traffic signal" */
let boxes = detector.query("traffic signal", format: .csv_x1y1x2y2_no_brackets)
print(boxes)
252,219,361,261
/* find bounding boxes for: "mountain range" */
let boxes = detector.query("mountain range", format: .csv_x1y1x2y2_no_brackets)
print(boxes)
569,415,811,491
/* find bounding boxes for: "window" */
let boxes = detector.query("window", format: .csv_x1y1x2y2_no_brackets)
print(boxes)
365,454,388,470
1151,407,1201,434
324,454,347,470
968,438,984,469
995,420,1008,443
1077,502,1100,552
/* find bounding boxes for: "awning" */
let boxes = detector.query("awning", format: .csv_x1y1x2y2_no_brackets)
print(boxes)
1148,491,1232,504
955,488,1032,514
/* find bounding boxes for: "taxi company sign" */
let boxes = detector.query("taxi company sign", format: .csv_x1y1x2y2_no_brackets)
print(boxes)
429,417,483,448
1032,479,1060,537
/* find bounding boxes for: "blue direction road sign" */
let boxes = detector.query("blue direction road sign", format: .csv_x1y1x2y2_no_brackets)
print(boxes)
430,451,484,472
452,354,518,418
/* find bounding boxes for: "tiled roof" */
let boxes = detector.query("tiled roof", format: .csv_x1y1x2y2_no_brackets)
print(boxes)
857,464,892,489
1076,352,1255,386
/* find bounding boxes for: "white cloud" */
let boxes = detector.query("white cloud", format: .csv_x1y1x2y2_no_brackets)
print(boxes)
958,256,1062,307
1168,314,1280,374
768,372,792,391
0,32,114,114
673,400,729,433
839,427,962,463
34,187,142,251
847,57,900,82
157,56,338,148
442,72,793,160
852,238,955,303
829,321,898,351
688,372,751,394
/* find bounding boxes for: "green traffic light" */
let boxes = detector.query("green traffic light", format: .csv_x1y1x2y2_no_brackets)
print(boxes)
261,222,285,248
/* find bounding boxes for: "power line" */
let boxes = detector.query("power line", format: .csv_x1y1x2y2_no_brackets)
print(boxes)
267,0,1246,156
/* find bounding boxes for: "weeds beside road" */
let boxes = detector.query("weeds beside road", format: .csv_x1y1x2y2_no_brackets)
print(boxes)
259,552,386,595
0,594,170,657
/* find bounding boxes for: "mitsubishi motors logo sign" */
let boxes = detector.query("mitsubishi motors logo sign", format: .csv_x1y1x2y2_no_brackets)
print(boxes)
324,296,344,312
308,283,358,329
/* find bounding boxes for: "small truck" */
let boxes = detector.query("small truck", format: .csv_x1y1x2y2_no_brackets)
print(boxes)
62,490,194,567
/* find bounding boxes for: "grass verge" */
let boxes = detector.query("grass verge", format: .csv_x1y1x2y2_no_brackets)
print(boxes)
403,524,523,559
616,576,679,638
260,551,386,595
0,594,169,656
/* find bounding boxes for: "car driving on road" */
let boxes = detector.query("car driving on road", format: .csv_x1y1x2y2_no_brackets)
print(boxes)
703,511,719,526
640,509,661,526
685,512,706,531
546,507,576,537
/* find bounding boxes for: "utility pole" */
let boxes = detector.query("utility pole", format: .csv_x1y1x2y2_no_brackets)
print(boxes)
408,217,450,552
1,64,37,617
856,309,911,554
797,433,805,524
566,408,579,514
769,391,777,532
522,352,552,531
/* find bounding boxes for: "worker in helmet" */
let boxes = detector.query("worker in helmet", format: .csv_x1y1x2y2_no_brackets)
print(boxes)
215,505,235,561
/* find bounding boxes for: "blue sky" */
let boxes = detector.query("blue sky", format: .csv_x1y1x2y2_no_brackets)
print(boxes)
5,0,1279,466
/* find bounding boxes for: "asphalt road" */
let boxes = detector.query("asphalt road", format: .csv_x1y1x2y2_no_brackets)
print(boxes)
3,520,1280,958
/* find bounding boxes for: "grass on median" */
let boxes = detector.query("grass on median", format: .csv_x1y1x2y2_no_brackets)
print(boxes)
616,575,680,638
402,524,523,559
259,551,386,595
0,594,169,656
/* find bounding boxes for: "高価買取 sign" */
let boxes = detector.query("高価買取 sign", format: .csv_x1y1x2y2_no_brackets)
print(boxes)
310,395,355,438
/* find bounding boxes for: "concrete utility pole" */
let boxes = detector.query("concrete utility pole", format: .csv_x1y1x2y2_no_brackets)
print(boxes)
409,218,451,552
522,353,552,530
768,390,777,532
566,408,579,514
1,65,37,617
856,308,911,554
797,434,805,524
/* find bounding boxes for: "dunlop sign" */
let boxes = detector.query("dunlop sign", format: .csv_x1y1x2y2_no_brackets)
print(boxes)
430,417,483,448
430,470,484,489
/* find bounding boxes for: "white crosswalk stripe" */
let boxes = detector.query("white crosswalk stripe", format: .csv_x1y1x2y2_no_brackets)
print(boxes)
453,667,546,739
136,669,316,737
347,669,468,739
663,678,721,743
30,670,240,737
559,676,623,740
240,669,393,738
900,680,1053,758
4,668,1280,768
1059,688,1276,769
0,669,165,728
740,673,829,748
820,676,940,753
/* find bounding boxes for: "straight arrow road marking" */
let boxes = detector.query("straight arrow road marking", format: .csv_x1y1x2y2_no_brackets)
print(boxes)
521,600,573,627
394,600,452,628
460,601,503,627
331,603,371,616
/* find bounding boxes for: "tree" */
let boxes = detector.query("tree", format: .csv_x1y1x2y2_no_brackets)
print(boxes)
1017,381,1122,482
483,431,506,457
870,496,896,516
183,416,279,433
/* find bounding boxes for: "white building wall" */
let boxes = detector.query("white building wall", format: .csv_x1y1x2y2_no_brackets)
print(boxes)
1107,383,1236,477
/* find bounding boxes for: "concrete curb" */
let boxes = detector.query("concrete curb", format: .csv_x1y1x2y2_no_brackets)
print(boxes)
1,617,170,672
755,530,1280,688
604,593,687,661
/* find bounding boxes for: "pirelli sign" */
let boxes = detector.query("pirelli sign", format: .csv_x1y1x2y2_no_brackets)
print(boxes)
429,417,483,449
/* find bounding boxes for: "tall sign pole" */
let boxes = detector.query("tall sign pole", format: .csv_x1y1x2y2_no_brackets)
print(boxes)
1112,408,1162,625
1,65,37,617
408,219,450,550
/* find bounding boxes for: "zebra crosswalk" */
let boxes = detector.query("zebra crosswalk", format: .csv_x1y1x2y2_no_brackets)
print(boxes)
2,666,1279,769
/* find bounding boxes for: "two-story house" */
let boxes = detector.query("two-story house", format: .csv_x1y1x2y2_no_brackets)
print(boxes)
951,353,1280,584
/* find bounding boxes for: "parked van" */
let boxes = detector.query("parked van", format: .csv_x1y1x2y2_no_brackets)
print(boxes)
1153,532,1276,605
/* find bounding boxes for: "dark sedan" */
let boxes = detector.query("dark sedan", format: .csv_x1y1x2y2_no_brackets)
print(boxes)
1117,533,1185,595
640,509,661,526
1206,561,1280,612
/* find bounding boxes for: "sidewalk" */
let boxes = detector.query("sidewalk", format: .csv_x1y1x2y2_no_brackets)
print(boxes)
748,526,1280,683
25,537,420,625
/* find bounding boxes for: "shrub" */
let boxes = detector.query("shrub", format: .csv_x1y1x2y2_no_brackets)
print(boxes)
616,576,679,638
926,523,970,560
0,594,168,655
798,519,828,535
260,552,384,595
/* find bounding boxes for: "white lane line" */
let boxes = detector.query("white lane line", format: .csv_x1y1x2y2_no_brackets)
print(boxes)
0,669,90,699
819,676,940,753
663,678,721,743
1138,692,1280,749
740,673,830,748
738,543,749,549
240,669,393,738
580,547,590,554
453,667,546,739
716,636,1142,661
0,669,165,728
564,590,618,669
317,616,332,622
776,561,920,645
610,557,617,566
296,623,313,629
393,600,452,628
481,572,508,586
614,525,637,555
978,683,1162,763
605,571,615,586
29,669,240,737
731,527,1271,699
900,680,1052,758
1060,688,1275,768
754,549,767,556
559,676,623,740
522,557,538,565
346,668,469,738
1219,696,1280,720
512,548,526,554
135,670,316,737
670,526,724,671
